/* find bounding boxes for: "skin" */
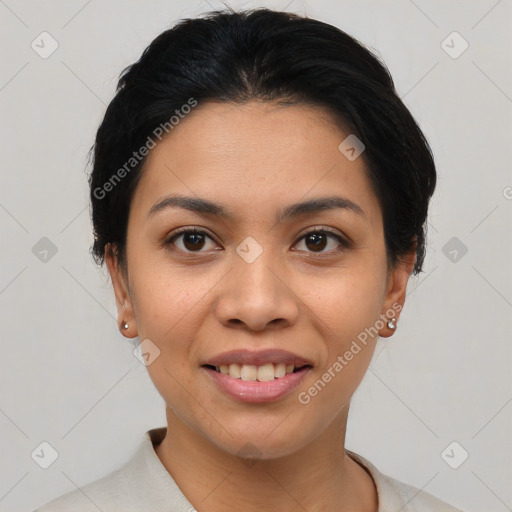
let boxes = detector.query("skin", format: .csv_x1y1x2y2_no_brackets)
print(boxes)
106,100,415,512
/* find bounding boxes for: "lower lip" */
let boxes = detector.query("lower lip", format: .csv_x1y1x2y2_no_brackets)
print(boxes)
202,366,311,403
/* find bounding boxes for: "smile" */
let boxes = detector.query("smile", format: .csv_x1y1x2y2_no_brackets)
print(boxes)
201,349,313,403
206,362,308,381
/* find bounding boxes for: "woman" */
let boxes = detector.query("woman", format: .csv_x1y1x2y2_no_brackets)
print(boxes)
36,7,463,512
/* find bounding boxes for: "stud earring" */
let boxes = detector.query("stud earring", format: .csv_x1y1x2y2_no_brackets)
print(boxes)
387,317,397,330
121,321,129,330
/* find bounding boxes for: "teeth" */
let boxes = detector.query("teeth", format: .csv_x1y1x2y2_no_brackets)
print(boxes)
257,363,275,382
228,363,241,379
240,364,258,381
275,363,286,378
215,362,302,381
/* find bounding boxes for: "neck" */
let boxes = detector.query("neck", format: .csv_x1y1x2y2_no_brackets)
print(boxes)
154,406,378,512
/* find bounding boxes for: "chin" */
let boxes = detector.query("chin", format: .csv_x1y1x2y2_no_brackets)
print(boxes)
204,421,314,462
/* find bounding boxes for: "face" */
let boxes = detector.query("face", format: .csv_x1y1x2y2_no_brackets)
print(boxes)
107,100,412,459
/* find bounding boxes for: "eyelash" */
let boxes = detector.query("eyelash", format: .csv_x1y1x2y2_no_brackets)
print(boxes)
165,227,350,255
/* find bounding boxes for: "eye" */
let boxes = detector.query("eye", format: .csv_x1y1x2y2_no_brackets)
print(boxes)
166,228,218,252
293,228,348,254
165,227,349,254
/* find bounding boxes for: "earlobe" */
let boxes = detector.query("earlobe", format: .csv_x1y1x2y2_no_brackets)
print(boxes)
105,243,138,338
378,251,416,338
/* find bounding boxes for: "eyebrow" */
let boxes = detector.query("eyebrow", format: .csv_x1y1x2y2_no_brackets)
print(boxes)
147,194,366,223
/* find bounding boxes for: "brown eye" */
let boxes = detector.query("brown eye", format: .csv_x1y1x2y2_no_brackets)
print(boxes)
182,232,206,251
167,229,217,252
294,229,347,254
305,232,328,252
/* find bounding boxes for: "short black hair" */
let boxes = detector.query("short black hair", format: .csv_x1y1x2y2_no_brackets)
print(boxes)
89,7,436,274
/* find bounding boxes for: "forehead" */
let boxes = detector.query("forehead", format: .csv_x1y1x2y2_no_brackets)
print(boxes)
131,100,381,227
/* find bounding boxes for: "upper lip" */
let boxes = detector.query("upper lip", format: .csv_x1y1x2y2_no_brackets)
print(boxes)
202,349,313,368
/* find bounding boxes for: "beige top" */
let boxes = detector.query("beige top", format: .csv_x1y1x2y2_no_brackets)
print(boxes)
35,427,463,512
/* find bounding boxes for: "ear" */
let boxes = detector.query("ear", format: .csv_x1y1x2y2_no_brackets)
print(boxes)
378,250,416,338
105,243,138,339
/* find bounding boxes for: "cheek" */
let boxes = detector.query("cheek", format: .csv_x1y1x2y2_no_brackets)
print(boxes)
295,276,383,416
294,262,386,400
128,262,217,380
299,266,386,342
130,267,202,417
130,261,198,336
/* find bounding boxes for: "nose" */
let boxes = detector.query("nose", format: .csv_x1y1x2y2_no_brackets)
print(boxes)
214,247,300,332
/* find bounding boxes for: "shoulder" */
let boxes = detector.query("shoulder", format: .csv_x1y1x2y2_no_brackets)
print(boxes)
347,450,464,512
376,473,463,512
33,465,134,512
33,428,192,512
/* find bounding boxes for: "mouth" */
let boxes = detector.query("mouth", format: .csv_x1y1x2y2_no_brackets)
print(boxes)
202,362,312,381
200,349,313,403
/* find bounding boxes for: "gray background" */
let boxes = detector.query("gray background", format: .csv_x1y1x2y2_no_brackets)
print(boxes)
1,0,511,511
